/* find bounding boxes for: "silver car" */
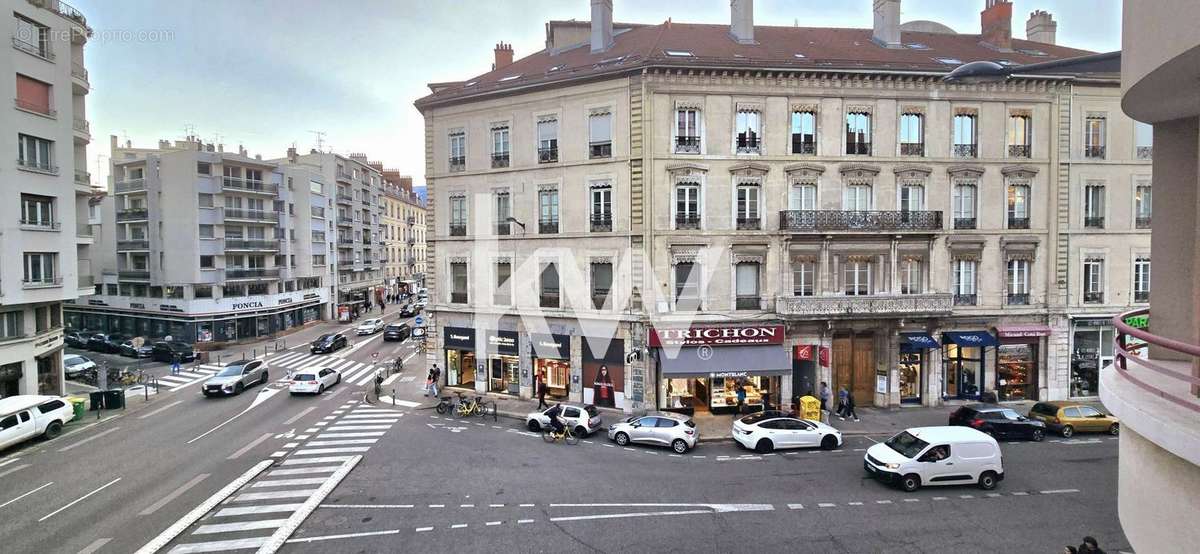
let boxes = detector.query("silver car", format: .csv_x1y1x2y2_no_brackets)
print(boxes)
607,413,698,453
202,359,269,397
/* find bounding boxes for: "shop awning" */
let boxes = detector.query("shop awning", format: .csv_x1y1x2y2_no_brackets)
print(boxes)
942,331,998,347
657,345,791,378
900,333,940,349
995,324,1053,338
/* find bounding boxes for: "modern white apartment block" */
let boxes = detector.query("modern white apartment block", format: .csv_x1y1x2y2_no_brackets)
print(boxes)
0,0,91,397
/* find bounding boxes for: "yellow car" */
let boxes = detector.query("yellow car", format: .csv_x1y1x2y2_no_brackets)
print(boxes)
1028,402,1119,438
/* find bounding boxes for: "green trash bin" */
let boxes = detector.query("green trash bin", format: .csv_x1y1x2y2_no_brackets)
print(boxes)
102,389,125,410
67,397,86,421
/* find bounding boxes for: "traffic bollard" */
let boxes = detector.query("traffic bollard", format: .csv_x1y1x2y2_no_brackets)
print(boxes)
391,388,395,407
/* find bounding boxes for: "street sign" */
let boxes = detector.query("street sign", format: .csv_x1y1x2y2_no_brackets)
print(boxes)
414,316,424,326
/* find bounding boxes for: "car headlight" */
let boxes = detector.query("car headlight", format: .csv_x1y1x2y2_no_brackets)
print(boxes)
886,463,901,469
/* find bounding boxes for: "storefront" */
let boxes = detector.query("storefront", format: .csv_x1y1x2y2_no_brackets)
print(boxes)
994,325,1051,401
0,363,22,398
532,334,571,400
486,331,520,395
941,331,997,400
652,324,791,415
443,326,520,393
443,326,478,389
899,333,939,404
1070,318,1113,398
583,337,625,409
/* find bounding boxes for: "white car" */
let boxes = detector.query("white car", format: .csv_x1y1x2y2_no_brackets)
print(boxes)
289,366,341,395
413,299,428,309
356,318,384,335
525,404,603,436
0,395,74,451
608,412,698,453
864,426,1005,492
63,354,97,378
732,410,842,452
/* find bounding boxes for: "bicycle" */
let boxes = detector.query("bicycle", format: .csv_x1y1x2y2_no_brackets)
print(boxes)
456,395,485,417
435,395,455,414
542,423,580,445
392,357,404,374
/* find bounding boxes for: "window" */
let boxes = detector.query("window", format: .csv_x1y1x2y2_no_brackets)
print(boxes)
15,74,52,116
20,194,54,227
449,196,466,236
1084,115,1106,159
1008,114,1032,158
494,192,511,235
1133,257,1150,303
845,111,871,155
843,260,871,296
789,182,817,210
1007,184,1030,229
790,111,816,155
590,185,612,232
309,180,323,195
843,184,872,211
449,130,466,171
491,125,510,167
588,111,612,159
23,253,56,285
540,262,560,308
674,262,700,309
1007,259,1030,305
675,109,701,153
450,262,468,303
734,262,760,309
1135,183,1152,228
736,184,760,230
735,110,761,154
792,261,815,297
1084,183,1105,228
538,190,559,234
196,285,214,299
200,255,214,268
898,183,924,213
675,182,700,230
953,113,978,158
1083,257,1105,303
494,262,511,305
953,183,977,229
196,193,215,208
899,113,924,156
953,259,977,305
537,118,558,163
901,259,922,294
13,15,50,58
17,133,54,172
1135,121,1153,159
591,262,613,309
0,311,23,339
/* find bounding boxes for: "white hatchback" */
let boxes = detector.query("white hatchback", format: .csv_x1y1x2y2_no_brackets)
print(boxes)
864,426,1005,492
732,411,843,452
525,404,603,436
63,354,96,378
356,318,384,335
289,367,341,395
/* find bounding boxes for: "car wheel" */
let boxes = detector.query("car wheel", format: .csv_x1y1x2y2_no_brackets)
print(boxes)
820,435,838,450
755,439,774,454
1060,425,1074,438
672,439,689,454
289,391,296,396
1109,423,1119,435
614,432,630,446
235,383,244,395
527,420,541,432
978,471,999,490
318,385,325,395
261,372,269,385
1031,429,1045,442
900,474,921,492
335,375,341,385
43,421,63,439
575,426,588,438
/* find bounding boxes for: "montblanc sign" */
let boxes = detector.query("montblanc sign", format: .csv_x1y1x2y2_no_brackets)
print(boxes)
649,324,785,347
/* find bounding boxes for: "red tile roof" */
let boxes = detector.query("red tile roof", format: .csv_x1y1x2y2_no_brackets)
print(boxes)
415,22,1100,109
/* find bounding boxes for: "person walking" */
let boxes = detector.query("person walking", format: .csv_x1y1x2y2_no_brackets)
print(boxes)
170,352,182,375
536,369,548,409
818,381,831,414
844,389,860,422
424,366,435,397
836,386,849,419
1077,536,1105,554
735,379,747,415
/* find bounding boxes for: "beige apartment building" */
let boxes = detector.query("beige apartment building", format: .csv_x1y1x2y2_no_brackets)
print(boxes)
0,0,92,397
378,173,427,290
417,0,1150,413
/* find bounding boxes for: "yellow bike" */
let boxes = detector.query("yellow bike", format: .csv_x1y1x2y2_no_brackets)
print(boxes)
542,423,580,445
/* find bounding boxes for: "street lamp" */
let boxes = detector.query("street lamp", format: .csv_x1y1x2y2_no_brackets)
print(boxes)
942,51,1121,84
505,216,526,233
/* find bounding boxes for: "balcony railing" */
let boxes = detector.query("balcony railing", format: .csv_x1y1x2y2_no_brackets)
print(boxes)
846,142,871,156
779,210,943,232
590,214,613,233
1084,216,1105,229
538,220,559,234
1084,145,1106,159
448,156,465,172
337,260,354,268
75,170,90,186
450,292,468,304
336,169,354,182
775,293,954,318
224,239,280,251
118,270,150,280
17,158,57,174
116,239,149,250
1133,291,1150,304
22,277,62,289
12,36,52,60
78,275,94,289
14,98,54,117
1136,146,1152,160
1136,216,1152,229
49,1,89,27
900,143,924,156
675,136,700,154
537,147,558,164
539,293,560,308
336,192,353,205
491,153,510,168
222,177,278,195
791,139,816,155
589,142,612,159
954,293,978,306
1084,291,1104,304
1113,308,1200,416
1008,216,1030,229
735,136,760,154
116,208,149,222
675,214,701,230
1008,144,1031,158
736,296,760,310
223,209,279,223
70,62,88,83
495,222,510,236
115,179,145,194
736,217,761,231
953,144,978,158
954,217,976,230
336,215,353,226
19,219,60,231
449,223,466,237
1007,293,1030,305
226,268,280,280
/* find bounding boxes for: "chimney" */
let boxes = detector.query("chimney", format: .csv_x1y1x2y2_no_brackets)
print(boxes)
287,146,297,162
1026,9,1056,45
590,0,613,53
980,0,1013,51
492,42,513,70
871,0,902,48
730,0,755,44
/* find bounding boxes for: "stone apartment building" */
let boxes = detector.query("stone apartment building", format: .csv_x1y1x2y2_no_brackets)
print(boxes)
416,0,1150,413
377,171,428,290
0,0,92,397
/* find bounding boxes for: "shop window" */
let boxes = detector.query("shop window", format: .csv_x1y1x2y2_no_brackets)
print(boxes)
997,343,1037,401
36,355,59,395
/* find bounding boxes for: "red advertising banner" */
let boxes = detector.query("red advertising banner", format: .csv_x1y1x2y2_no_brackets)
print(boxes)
794,344,814,361
818,346,830,367
649,325,785,347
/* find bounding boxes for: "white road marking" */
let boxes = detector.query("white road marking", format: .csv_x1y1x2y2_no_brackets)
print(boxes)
0,482,53,509
39,478,121,521
0,457,20,468
76,537,112,554
280,456,354,466
959,495,975,499
1040,489,1080,494
305,439,379,447
517,519,534,524
519,503,535,507
787,503,804,510
285,529,402,543
460,504,474,508
138,474,210,516
903,498,920,503
876,500,892,504
817,503,836,508
137,400,184,420
269,466,341,477
489,504,504,507
228,433,273,460
318,504,413,509
58,427,121,452
450,524,468,529
326,425,392,431
848,502,863,506
486,521,501,526
232,489,319,502
195,518,287,535
415,527,433,532
291,447,370,456
269,451,288,458
932,497,948,501
547,503,773,513
167,537,267,553
353,369,380,387
986,493,1002,498
1010,491,1030,496
215,503,304,517
550,509,711,522
251,477,330,488
282,407,316,426
342,413,401,419
316,432,387,439
429,504,445,508
187,388,282,444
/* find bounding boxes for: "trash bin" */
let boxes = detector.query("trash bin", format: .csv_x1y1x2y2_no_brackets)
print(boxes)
102,389,125,410
799,395,821,421
67,397,86,421
88,391,104,411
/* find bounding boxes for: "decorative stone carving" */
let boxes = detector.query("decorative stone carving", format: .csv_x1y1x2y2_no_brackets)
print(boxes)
838,163,881,178
1000,165,1039,179
947,165,986,179
783,163,826,177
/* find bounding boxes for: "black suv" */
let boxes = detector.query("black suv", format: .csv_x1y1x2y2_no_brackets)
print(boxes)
87,333,129,354
383,323,411,342
400,304,420,317
949,404,1046,441
151,341,198,363
65,331,90,348
310,333,347,354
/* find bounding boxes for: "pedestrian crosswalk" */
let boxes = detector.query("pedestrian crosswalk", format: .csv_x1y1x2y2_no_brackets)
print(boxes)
157,367,220,392
264,351,384,387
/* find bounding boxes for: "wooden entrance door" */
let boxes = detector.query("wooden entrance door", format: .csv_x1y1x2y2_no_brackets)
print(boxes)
833,334,875,403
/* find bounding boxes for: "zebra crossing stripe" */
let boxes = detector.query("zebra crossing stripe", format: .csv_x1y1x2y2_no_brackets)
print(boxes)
340,362,367,381
353,369,379,387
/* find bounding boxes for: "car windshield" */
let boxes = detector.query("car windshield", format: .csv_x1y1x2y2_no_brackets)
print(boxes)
316,335,333,343
739,411,785,425
217,366,245,377
885,431,930,459
65,358,85,366
293,373,315,381
169,342,191,350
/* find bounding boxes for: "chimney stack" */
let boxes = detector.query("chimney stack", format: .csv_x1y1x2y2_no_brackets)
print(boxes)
590,0,613,53
730,0,755,44
1026,10,1056,45
980,0,1013,51
492,42,513,70
871,0,902,48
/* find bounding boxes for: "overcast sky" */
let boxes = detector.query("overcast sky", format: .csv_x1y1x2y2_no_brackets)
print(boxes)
74,0,1122,187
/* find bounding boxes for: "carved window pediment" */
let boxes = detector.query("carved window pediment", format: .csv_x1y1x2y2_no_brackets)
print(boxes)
783,162,825,178
1000,165,1039,179
838,163,881,178
728,161,770,178
947,165,986,179
666,162,709,178
893,164,933,180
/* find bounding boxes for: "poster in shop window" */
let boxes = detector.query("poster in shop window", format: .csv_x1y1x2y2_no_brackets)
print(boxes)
583,337,625,409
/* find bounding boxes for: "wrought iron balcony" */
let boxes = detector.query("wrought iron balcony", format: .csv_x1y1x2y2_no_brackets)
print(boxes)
1133,291,1150,303
221,177,278,195
590,214,613,233
953,217,976,230
675,214,701,230
491,153,510,168
675,136,700,154
450,291,468,304
589,142,612,159
538,220,559,234
1084,145,1106,159
954,293,978,306
226,268,280,280
736,217,761,231
735,135,760,154
779,210,943,232
116,208,149,222
846,142,871,156
791,139,816,155
449,223,467,237
336,169,354,182
1084,217,1105,229
70,63,88,84
223,208,279,223
1136,146,1152,160
115,179,145,194
736,296,760,310
75,170,91,186
337,260,355,268
953,144,978,158
539,293,560,308
117,270,150,281
537,147,558,164
1136,216,1152,229
12,36,52,60
224,239,280,251
1008,216,1031,229
116,239,149,250
775,293,953,318
1084,291,1104,304
1008,144,1031,158
1007,293,1030,305
448,156,465,171
900,143,925,156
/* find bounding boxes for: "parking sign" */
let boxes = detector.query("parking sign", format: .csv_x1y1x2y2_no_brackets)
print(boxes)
415,316,424,326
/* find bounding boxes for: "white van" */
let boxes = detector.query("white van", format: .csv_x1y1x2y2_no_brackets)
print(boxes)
0,395,75,451
864,426,1004,492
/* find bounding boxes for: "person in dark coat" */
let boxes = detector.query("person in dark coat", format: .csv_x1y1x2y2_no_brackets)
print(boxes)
536,369,548,409
1077,537,1105,554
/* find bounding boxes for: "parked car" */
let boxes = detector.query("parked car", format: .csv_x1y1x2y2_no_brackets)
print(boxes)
400,304,419,317
119,339,154,358
356,318,385,335
948,404,1046,441
151,341,198,363
413,299,428,309
87,333,129,353
310,333,347,354
864,426,1004,492
607,413,697,454
1027,401,1119,437
0,395,74,451
62,354,97,378
526,404,602,436
65,331,90,348
732,410,842,452
289,366,341,395
383,323,411,342
202,360,269,397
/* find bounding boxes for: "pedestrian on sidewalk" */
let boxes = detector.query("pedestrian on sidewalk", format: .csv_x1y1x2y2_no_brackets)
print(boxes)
424,366,434,397
735,379,747,415
1077,536,1105,554
843,389,859,422
836,386,848,418
536,369,548,409
170,352,182,375
819,381,831,413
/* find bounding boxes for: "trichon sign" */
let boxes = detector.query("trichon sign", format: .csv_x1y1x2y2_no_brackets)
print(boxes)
649,325,785,348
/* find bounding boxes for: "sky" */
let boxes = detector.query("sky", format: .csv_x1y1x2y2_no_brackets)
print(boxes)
74,0,1122,188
